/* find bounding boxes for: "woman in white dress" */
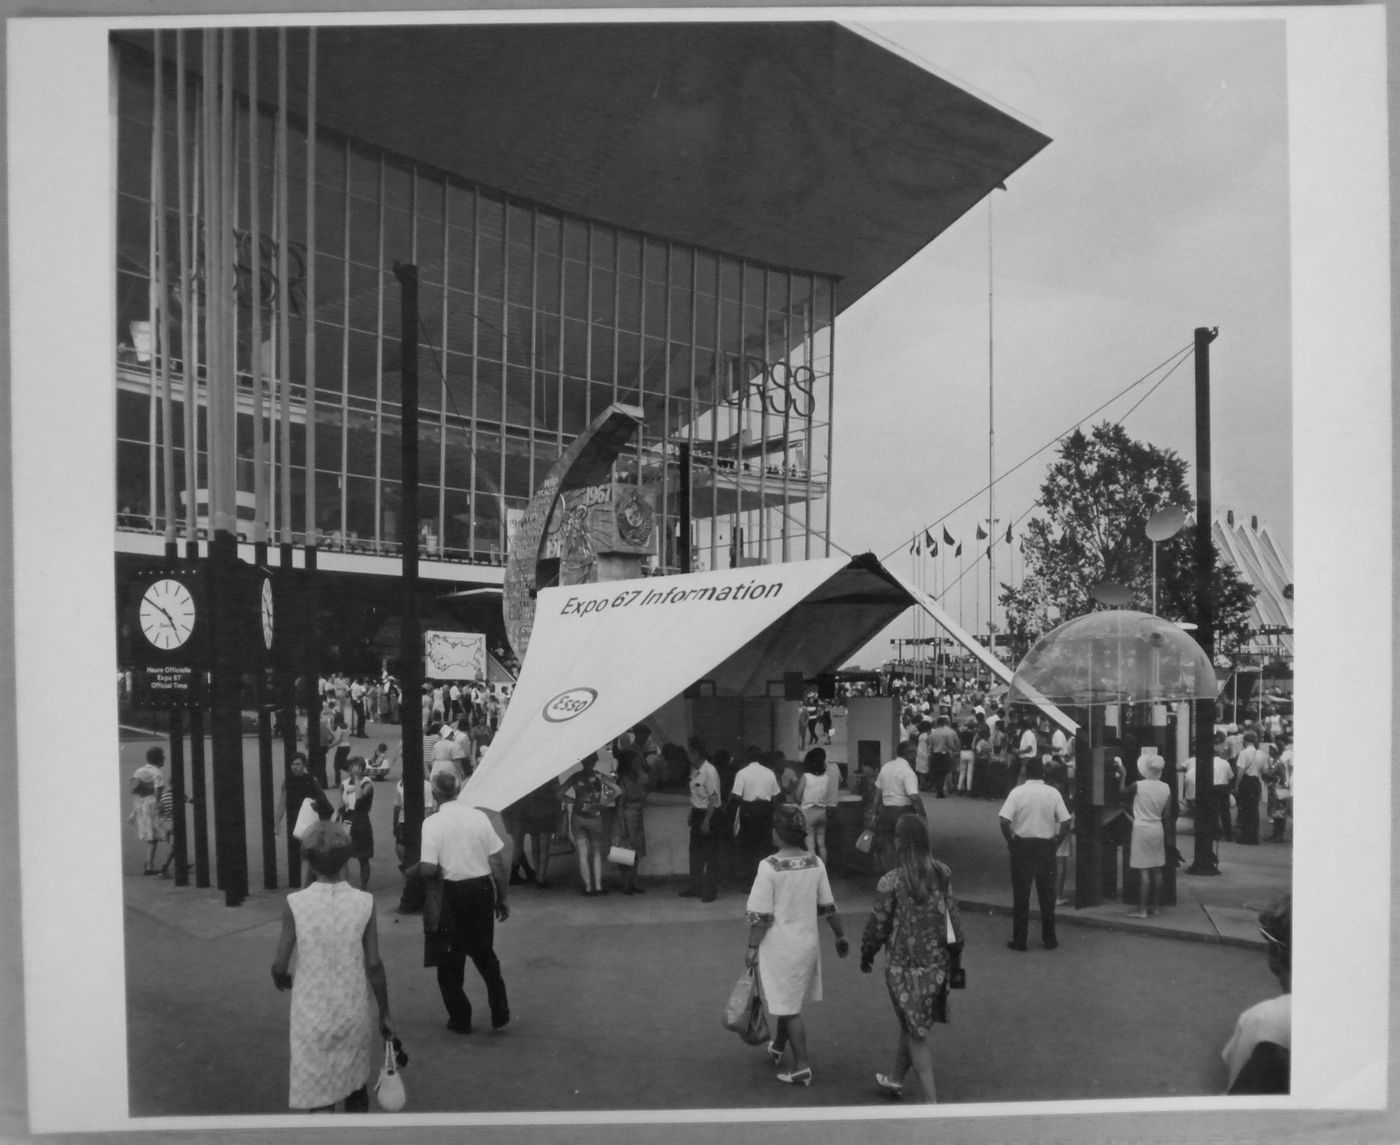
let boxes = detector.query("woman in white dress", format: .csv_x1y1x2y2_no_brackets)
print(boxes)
1125,752,1174,919
271,819,394,1112
744,803,850,1086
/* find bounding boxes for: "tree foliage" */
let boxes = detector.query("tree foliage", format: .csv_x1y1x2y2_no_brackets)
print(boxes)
1000,422,1257,661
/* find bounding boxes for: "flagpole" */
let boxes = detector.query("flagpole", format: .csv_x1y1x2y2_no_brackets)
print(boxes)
987,195,996,663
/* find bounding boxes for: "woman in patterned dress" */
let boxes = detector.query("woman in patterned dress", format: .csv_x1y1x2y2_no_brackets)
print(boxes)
270,820,393,1112
744,803,850,1087
860,813,964,1103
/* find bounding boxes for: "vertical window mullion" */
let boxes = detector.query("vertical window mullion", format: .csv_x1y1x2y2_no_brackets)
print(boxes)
498,201,509,554
373,154,384,547
339,140,350,548
709,254,720,571
438,176,449,551
468,186,480,559
528,207,538,497
584,223,594,428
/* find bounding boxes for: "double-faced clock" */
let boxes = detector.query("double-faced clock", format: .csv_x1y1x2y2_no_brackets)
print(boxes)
260,572,275,651
139,576,198,651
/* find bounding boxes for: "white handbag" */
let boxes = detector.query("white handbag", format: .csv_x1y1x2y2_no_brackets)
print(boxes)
607,844,636,867
292,799,319,842
374,1038,406,1111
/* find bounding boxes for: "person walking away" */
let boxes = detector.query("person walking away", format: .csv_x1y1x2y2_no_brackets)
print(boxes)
913,720,933,792
860,813,965,1102
558,752,621,895
349,677,367,738
1124,752,1174,917
797,748,832,862
744,803,850,1087
1234,731,1268,845
998,756,1071,951
1015,719,1040,789
680,737,724,901
612,748,650,894
129,746,167,875
418,770,510,1034
1222,894,1291,1093
338,757,376,890
926,716,958,797
270,819,393,1112
874,742,926,874
729,745,781,880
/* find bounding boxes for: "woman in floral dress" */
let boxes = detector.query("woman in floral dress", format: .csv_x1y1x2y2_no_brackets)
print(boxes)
860,813,964,1103
744,803,850,1087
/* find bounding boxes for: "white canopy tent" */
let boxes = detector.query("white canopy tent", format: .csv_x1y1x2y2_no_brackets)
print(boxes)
464,554,1076,812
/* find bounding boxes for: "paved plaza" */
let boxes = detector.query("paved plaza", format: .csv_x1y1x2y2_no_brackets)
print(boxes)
117,719,1293,1119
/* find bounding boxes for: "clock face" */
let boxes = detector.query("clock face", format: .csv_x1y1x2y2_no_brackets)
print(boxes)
139,578,197,651
260,577,275,650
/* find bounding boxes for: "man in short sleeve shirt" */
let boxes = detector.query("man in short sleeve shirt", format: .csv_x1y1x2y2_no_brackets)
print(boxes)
680,737,723,902
728,746,781,877
419,771,510,1033
998,756,1071,951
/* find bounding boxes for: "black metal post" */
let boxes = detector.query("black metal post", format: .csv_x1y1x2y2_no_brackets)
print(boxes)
1187,326,1220,876
677,442,692,574
186,539,211,887
394,263,426,914
209,530,248,905
255,541,277,889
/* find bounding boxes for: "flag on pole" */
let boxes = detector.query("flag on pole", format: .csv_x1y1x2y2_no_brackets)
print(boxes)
976,523,988,540
909,539,918,556
943,526,955,546
930,539,938,557
955,541,963,558
925,530,935,548
1005,523,1013,544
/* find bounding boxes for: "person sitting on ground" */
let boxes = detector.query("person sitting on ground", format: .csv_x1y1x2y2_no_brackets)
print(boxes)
365,742,394,781
1222,893,1291,1094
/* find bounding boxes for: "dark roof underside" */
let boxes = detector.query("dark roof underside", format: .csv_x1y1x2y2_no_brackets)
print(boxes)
135,22,1049,316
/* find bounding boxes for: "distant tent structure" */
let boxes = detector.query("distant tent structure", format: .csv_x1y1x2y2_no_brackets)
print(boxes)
1213,511,1293,656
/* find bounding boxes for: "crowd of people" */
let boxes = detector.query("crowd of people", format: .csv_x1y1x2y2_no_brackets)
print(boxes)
126,670,1290,1110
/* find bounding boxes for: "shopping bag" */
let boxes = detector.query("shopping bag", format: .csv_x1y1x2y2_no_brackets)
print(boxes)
854,827,875,854
374,1037,406,1111
292,799,319,842
607,844,636,867
721,968,770,1045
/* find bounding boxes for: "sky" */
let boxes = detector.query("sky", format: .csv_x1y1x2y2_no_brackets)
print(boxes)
825,15,1293,668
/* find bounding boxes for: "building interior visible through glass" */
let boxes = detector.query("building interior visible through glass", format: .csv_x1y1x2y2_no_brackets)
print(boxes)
113,37,835,575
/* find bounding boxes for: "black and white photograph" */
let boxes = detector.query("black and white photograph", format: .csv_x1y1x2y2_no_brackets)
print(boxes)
1,5,1394,1142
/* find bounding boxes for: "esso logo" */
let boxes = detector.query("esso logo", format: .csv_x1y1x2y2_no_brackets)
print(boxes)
543,688,598,723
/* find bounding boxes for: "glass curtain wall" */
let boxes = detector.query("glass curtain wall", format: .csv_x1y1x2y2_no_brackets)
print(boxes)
114,32,834,570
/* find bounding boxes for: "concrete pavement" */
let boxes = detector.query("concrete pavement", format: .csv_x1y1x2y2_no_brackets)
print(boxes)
116,722,1292,1117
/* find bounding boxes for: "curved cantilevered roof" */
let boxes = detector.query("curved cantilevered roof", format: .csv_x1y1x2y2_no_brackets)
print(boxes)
140,21,1050,317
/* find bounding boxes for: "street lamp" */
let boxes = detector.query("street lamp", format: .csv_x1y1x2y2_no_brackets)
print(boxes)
1144,506,1189,616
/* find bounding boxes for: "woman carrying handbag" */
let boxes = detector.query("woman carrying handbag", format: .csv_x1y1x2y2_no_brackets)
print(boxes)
860,813,964,1103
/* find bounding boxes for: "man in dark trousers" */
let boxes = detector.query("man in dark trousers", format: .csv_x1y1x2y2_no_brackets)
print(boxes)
998,755,1071,951
418,770,510,1033
925,714,960,796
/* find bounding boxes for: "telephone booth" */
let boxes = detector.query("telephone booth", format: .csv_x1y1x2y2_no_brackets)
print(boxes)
1007,609,1218,909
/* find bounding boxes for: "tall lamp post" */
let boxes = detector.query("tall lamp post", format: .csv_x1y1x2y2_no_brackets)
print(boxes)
1145,506,1188,616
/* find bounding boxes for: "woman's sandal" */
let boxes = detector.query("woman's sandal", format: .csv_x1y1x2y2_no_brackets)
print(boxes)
776,1067,812,1087
875,1072,904,1098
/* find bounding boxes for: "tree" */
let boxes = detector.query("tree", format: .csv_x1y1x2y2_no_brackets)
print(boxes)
1000,422,1257,660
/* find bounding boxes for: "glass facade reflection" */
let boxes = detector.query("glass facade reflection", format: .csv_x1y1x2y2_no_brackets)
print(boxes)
114,38,834,575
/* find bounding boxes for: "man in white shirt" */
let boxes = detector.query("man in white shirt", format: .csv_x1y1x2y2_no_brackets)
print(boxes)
1222,894,1291,1093
998,756,1071,951
680,736,723,902
418,770,510,1034
728,746,781,876
874,741,925,872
